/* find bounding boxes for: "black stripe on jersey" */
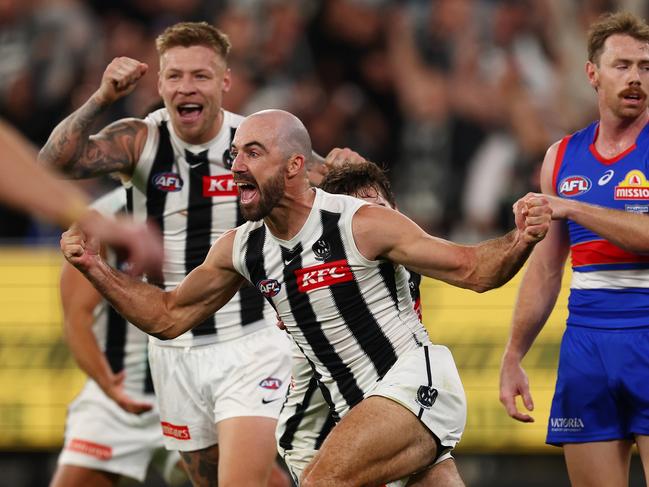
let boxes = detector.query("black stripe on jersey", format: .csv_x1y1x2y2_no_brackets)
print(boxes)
378,261,399,309
409,271,422,304
145,121,174,288
319,210,397,379
278,375,321,451
315,408,337,449
281,243,364,409
125,186,133,214
418,345,433,420
185,149,217,337
238,207,265,325
144,353,155,394
106,305,127,373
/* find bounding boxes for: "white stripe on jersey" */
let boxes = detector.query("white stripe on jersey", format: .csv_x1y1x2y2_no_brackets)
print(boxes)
571,269,649,289
233,188,429,416
130,108,274,347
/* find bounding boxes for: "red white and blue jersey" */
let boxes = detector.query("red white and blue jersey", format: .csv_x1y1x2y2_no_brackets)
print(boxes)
553,120,649,329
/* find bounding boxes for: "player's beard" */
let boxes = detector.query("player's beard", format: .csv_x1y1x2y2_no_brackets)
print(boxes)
239,167,286,222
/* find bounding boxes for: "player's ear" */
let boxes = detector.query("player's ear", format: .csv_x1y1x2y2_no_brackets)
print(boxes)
222,68,232,93
286,154,304,178
586,61,599,91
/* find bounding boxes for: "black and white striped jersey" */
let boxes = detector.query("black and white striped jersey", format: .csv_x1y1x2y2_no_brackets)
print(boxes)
128,108,272,347
233,188,430,416
90,188,154,395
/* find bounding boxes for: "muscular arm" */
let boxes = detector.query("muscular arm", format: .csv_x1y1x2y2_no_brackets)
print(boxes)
62,229,245,339
39,95,146,178
40,57,149,178
353,198,550,293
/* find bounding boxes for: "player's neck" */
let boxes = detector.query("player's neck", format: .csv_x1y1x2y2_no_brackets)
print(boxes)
265,185,316,241
596,109,649,155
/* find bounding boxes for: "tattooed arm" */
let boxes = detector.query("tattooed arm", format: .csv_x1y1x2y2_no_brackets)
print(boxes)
39,57,149,179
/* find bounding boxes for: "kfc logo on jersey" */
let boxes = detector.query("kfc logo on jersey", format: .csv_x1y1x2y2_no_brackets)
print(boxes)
558,176,591,197
152,172,183,192
203,174,238,197
312,239,331,260
259,377,283,390
257,278,281,298
161,422,191,440
614,170,649,200
295,259,354,292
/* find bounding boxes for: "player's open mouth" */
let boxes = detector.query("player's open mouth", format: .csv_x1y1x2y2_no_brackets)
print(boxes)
236,182,258,204
177,104,203,123
620,90,645,104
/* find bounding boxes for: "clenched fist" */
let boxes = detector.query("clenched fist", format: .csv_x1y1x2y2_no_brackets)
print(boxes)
513,193,552,244
95,57,148,106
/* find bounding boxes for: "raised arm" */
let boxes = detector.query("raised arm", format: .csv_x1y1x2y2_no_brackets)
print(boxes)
353,194,551,293
60,226,245,340
60,261,153,414
39,57,149,178
500,140,571,422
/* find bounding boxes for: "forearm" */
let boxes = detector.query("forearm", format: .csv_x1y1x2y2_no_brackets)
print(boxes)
469,230,534,292
66,319,117,392
39,93,108,177
565,200,649,253
0,120,90,226
83,257,180,339
503,264,563,362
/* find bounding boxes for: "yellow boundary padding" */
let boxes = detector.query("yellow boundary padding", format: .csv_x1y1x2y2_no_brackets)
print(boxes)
0,247,569,451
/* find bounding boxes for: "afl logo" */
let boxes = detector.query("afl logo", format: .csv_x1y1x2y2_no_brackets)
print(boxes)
257,279,281,298
259,377,282,390
558,176,591,197
152,172,183,192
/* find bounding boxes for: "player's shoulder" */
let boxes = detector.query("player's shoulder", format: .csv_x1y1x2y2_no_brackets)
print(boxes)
316,188,367,213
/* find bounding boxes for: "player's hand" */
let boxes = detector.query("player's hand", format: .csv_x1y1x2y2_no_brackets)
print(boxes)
60,222,101,273
105,370,154,415
325,147,367,169
513,193,552,244
276,313,286,331
95,57,148,105
499,355,535,423
77,211,164,279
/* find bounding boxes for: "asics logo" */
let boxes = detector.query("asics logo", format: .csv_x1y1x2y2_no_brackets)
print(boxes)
598,170,614,186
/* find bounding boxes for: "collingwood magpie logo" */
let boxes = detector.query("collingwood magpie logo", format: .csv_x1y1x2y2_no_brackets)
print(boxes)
312,239,331,261
416,386,438,409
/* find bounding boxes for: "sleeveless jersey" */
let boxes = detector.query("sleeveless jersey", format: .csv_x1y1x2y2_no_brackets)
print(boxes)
553,121,649,329
233,188,430,416
90,188,153,394
129,108,273,347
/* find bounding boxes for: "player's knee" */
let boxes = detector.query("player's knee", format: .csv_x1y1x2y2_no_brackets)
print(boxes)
267,463,292,487
301,466,356,487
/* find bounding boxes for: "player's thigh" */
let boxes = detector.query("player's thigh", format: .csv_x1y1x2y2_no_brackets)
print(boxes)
50,464,119,487
563,440,633,487
179,444,219,487
303,396,437,487
406,458,465,487
217,416,283,487
634,435,649,486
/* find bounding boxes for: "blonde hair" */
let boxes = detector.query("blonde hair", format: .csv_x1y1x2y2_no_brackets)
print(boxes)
155,22,231,60
588,12,649,64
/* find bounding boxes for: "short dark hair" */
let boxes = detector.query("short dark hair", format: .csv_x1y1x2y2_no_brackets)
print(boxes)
588,12,649,64
156,22,231,60
319,161,396,209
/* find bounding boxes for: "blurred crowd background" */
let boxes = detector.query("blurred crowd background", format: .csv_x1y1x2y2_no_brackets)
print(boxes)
4,0,647,243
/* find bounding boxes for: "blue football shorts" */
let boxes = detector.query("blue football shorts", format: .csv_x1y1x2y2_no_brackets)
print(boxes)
547,325,649,445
